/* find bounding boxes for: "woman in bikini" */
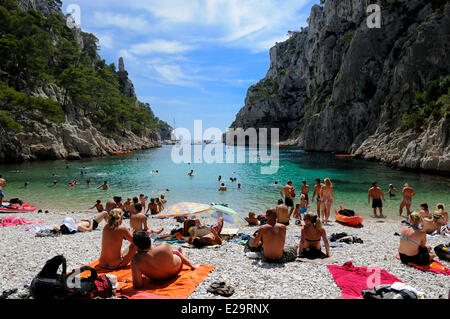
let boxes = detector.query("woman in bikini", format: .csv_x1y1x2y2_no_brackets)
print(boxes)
386,184,397,199
319,178,334,225
398,212,434,265
296,212,330,259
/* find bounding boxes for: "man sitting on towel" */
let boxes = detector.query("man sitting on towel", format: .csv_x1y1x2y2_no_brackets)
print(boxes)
131,231,197,288
252,208,297,263
99,208,137,270
130,203,164,235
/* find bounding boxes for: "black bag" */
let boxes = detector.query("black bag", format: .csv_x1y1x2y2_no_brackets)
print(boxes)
30,256,99,300
9,198,23,205
30,255,67,300
339,209,355,217
416,245,431,266
434,244,450,262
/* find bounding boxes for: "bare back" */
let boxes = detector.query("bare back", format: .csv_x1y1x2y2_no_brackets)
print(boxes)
398,226,426,256
369,187,383,199
257,223,286,259
132,243,181,281
276,204,289,223
130,213,148,232
99,225,132,268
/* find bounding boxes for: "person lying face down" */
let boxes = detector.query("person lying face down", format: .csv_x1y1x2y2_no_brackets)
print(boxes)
188,218,224,248
131,231,197,288
99,208,137,270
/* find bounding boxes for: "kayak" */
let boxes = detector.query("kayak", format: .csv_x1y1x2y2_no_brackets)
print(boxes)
0,202,38,213
334,207,363,227
114,151,133,155
335,155,354,158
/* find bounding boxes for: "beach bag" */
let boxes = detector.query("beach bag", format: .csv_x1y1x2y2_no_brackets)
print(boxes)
434,244,450,262
339,209,355,217
9,198,23,205
89,274,114,299
415,245,431,266
30,255,68,300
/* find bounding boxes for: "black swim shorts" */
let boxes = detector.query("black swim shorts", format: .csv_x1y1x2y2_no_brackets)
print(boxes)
372,198,383,208
285,198,294,207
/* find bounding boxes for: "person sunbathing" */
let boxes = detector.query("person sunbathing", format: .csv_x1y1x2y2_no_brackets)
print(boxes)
245,211,259,226
55,213,107,233
130,203,164,235
252,208,297,263
188,218,224,248
398,212,435,265
422,210,447,234
131,231,197,288
296,212,330,259
99,208,137,270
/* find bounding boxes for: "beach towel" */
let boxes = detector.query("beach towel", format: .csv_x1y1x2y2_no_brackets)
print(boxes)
0,216,44,227
181,242,225,249
79,260,215,299
327,261,403,299
395,254,450,276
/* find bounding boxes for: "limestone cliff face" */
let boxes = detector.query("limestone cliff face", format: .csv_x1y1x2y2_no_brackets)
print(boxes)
230,0,450,172
0,0,165,164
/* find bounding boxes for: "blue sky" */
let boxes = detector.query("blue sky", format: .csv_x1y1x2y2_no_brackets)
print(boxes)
62,0,319,135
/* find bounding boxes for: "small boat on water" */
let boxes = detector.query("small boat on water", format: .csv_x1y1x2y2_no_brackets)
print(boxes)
114,151,133,155
335,154,354,158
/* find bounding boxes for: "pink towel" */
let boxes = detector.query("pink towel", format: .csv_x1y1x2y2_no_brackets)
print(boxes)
0,216,44,227
327,261,403,299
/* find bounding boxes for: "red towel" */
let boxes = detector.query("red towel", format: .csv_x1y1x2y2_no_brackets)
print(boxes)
327,261,403,299
0,216,44,227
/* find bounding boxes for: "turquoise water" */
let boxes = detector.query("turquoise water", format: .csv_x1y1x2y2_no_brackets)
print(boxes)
0,145,449,221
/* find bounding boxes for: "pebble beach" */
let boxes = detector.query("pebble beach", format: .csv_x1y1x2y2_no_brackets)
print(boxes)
0,209,449,300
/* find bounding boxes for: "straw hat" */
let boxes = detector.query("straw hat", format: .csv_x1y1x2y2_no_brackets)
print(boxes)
433,210,443,218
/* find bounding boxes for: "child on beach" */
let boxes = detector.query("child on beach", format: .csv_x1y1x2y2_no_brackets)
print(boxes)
299,194,308,220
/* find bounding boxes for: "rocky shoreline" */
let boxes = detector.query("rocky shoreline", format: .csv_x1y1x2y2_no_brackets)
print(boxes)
0,210,449,299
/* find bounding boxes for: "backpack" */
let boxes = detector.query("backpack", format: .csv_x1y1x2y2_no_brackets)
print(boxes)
30,256,114,300
9,198,23,205
339,209,355,217
434,243,450,262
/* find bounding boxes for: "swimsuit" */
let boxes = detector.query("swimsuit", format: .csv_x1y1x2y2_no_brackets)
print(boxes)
285,198,294,207
0,189,4,198
172,251,185,275
403,199,412,204
279,221,290,226
300,206,307,214
262,246,297,264
93,219,99,230
298,247,328,259
321,198,332,205
399,236,429,266
372,198,383,208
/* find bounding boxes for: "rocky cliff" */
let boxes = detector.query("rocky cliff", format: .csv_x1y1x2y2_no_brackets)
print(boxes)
230,0,450,172
0,0,170,163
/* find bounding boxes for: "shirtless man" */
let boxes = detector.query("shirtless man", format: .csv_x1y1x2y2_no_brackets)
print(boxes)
312,178,323,218
319,178,334,224
160,194,167,208
146,198,159,215
276,199,290,226
301,180,310,205
252,209,296,263
280,181,295,218
131,231,197,288
105,196,122,213
218,183,227,191
0,174,6,204
89,200,104,213
97,181,110,190
399,184,416,217
99,208,137,269
130,203,163,235
436,204,448,225
368,182,385,218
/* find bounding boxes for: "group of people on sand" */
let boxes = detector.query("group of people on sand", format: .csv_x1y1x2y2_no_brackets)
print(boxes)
278,179,334,225
248,207,331,264
398,203,448,266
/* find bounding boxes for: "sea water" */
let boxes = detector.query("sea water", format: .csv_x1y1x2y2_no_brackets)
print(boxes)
0,145,448,221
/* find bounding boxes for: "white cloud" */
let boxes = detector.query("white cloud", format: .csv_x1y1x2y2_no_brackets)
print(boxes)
129,40,194,56
90,12,151,33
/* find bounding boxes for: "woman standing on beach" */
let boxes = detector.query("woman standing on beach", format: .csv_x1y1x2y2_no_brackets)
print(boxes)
319,178,334,225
